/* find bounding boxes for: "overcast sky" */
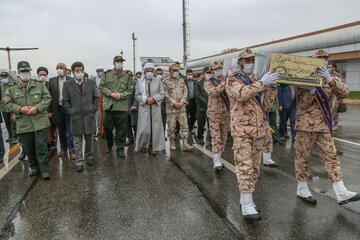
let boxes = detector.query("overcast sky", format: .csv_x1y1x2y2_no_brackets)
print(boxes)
0,0,359,77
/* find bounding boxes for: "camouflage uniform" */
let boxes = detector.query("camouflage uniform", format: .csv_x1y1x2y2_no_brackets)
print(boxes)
330,71,345,129
163,64,193,151
225,49,277,193
204,61,230,154
295,50,349,183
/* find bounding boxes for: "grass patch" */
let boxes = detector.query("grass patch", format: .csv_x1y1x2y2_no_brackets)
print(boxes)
347,91,360,99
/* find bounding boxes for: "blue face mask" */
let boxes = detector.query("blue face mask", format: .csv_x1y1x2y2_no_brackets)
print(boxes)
98,72,104,77
328,68,332,73
66,74,71,77
1,78,9,84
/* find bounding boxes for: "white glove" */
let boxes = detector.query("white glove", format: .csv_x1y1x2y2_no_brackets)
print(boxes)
318,66,332,83
299,85,315,95
261,72,280,86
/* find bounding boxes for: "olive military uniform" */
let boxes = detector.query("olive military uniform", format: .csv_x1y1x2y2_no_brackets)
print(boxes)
99,66,134,154
5,61,51,175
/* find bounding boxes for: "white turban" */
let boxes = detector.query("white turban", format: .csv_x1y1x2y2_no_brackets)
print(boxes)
139,63,155,104
96,65,105,71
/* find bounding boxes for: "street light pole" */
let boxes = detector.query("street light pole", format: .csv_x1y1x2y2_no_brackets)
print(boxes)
132,33,137,74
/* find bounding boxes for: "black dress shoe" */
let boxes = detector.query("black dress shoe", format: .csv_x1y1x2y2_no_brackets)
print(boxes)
106,146,112,154
338,193,360,205
41,172,50,180
117,149,125,158
263,162,279,168
298,195,317,204
29,168,38,177
87,159,93,166
244,213,262,221
19,151,27,160
76,165,84,172
214,166,224,173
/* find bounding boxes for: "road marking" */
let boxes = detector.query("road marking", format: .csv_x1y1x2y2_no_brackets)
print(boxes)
333,137,360,146
194,144,236,173
0,144,21,181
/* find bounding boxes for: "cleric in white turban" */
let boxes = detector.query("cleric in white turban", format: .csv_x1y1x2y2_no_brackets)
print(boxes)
135,63,166,154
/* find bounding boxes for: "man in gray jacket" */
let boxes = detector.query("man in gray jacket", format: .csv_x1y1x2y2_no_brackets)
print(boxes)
62,62,99,172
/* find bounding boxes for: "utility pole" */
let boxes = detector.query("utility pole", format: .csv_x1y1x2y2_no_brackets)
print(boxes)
132,33,137,74
0,46,39,70
182,0,190,71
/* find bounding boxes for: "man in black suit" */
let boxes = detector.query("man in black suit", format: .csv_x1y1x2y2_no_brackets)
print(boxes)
185,69,197,134
47,63,76,159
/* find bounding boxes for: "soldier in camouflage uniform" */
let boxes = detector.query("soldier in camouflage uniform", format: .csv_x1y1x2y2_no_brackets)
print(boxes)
163,63,194,151
225,48,279,221
328,63,345,131
204,61,230,172
294,50,360,205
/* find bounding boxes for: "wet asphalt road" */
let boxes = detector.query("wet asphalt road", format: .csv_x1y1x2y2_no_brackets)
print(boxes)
0,106,360,240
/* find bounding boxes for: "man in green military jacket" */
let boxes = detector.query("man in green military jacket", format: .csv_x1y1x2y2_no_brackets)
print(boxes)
195,67,210,145
0,71,17,144
99,56,134,158
5,61,51,180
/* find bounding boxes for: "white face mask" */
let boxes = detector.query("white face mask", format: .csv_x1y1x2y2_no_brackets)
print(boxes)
74,71,84,80
172,71,179,78
156,75,163,79
20,72,31,81
214,69,223,77
243,64,255,75
145,72,154,80
205,74,211,79
39,76,47,82
57,69,64,77
187,75,193,79
115,62,123,70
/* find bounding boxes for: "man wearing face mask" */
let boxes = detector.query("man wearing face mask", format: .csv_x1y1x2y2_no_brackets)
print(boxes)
5,61,51,180
135,63,165,154
294,50,360,206
62,62,99,172
37,67,57,150
156,68,167,138
195,67,211,145
328,63,345,131
185,69,197,135
126,71,141,145
163,63,194,151
48,63,76,159
94,66,105,138
204,61,230,172
99,56,134,158
225,48,280,221
0,72,17,144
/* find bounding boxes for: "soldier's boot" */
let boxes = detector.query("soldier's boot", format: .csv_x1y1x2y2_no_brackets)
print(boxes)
170,139,176,151
213,153,224,172
182,139,194,151
333,180,360,205
240,193,261,221
297,181,317,204
262,152,279,168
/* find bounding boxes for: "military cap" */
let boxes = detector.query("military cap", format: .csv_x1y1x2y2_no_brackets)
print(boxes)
37,66,48,74
209,61,223,70
238,48,255,60
113,56,126,62
17,61,32,71
0,72,9,77
169,63,180,71
203,67,210,72
312,49,329,58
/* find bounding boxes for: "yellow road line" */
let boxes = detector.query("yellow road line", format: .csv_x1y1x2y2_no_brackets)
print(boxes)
0,144,21,181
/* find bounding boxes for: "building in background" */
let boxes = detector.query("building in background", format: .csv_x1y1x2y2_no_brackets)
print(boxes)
140,57,175,75
188,21,360,91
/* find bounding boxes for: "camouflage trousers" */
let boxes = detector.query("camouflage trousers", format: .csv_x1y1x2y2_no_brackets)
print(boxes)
264,130,273,153
233,136,265,193
167,112,189,139
294,131,343,182
209,114,230,154
332,99,339,127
